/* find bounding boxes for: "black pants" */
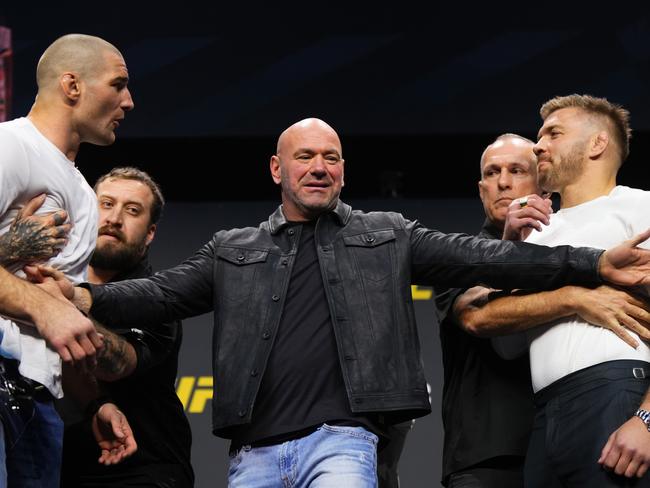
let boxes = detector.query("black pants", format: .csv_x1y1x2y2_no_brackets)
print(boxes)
447,457,525,488
525,360,650,488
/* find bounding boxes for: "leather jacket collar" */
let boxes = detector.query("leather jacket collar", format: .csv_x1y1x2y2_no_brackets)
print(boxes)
268,200,352,235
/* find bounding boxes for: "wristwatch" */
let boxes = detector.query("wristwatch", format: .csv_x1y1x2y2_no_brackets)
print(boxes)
634,408,650,432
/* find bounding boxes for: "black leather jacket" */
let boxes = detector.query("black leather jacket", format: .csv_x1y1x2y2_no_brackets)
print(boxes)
89,201,602,438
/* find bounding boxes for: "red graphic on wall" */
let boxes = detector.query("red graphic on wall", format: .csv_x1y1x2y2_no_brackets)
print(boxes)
0,27,12,122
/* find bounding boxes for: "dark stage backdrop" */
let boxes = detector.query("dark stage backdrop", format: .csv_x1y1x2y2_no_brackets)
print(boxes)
147,197,485,487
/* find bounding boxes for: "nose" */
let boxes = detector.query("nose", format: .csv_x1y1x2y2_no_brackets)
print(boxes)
102,206,123,227
533,139,545,157
310,155,327,176
497,168,512,190
122,88,135,111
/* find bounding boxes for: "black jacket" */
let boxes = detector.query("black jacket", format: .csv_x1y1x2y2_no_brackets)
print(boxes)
88,201,602,438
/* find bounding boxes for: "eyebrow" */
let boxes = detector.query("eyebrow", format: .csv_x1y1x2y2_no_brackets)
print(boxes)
538,123,559,140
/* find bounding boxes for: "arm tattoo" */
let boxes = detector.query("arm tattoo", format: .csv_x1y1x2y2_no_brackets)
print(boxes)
95,325,132,378
0,219,54,267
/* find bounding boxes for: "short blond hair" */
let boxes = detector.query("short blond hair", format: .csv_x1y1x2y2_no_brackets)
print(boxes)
36,34,121,91
540,94,631,162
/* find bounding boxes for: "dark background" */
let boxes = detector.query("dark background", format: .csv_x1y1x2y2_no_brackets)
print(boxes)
2,5,650,201
2,5,650,486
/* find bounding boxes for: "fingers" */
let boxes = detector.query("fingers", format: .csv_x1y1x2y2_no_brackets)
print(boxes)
607,320,639,349
629,228,650,248
17,194,46,219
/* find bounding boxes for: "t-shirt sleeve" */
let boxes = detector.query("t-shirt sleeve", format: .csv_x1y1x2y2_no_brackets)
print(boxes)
0,129,29,215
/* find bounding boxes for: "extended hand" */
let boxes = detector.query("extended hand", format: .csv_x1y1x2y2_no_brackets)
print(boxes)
92,403,138,465
502,193,552,241
599,416,650,478
600,230,650,287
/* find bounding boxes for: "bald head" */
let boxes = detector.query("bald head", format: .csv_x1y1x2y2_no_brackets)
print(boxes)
36,34,122,92
276,118,342,156
480,133,535,172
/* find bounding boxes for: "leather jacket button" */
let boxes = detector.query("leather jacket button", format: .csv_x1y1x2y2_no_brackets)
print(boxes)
262,330,271,339
238,409,247,417
281,258,288,266
237,255,245,262
272,295,280,302
365,235,375,243
288,229,295,236
322,247,330,252
250,369,258,377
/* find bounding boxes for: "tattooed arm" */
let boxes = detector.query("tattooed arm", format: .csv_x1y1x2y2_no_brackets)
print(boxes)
94,323,137,382
0,194,70,267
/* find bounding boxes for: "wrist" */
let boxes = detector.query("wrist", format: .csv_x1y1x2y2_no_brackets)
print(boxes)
634,408,650,432
84,395,112,418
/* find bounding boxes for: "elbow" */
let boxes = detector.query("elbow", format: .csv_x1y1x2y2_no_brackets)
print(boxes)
459,313,493,337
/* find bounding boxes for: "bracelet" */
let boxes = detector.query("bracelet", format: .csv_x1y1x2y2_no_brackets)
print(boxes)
84,396,112,418
634,408,650,432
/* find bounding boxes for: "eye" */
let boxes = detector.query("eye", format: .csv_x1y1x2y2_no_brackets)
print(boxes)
99,200,113,209
296,154,311,161
325,155,340,164
126,206,140,215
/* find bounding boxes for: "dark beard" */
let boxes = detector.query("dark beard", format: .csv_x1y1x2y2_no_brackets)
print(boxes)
90,240,144,273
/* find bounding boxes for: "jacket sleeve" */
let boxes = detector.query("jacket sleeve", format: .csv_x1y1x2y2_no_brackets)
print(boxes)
88,238,216,328
407,220,602,290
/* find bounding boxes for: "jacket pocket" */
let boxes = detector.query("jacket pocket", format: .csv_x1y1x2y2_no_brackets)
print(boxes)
343,230,396,282
215,247,269,301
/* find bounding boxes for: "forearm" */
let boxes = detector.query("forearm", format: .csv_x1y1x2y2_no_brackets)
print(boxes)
457,286,578,337
94,324,137,382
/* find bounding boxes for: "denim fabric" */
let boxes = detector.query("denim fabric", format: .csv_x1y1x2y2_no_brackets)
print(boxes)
0,398,62,488
228,424,378,487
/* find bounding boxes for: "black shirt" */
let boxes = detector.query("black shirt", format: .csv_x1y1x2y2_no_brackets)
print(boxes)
436,220,534,485
61,256,194,487
231,221,377,446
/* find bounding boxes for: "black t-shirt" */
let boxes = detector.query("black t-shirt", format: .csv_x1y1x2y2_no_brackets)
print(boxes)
231,221,377,446
436,220,534,484
60,257,194,487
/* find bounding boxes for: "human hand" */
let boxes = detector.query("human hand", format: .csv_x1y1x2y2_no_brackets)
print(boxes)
599,416,650,478
600,230,650,287
31,294,102,369
502,193,552,241
91,402,138,465
0,194,70,266
24,264,75,301
569,285,650,348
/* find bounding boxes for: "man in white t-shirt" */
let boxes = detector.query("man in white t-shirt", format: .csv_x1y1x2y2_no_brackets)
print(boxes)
456,95,650,487
0,33,134,487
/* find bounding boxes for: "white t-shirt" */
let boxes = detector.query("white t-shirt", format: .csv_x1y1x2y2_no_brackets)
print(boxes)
0,117,97,398
525,186,650,392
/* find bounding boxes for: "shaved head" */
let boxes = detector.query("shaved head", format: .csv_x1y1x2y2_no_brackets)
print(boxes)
276,118,342,156
36,34,122,92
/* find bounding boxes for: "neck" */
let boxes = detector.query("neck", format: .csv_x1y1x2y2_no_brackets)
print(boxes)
558,169,617,209
27,101,80,161
87,266,118,285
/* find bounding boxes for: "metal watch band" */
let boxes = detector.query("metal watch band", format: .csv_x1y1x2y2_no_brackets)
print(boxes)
634,408,650,432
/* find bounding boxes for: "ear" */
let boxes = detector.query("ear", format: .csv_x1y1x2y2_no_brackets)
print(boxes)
478,180,485,202
270,155,282,185
589,131,609,159
60,72,81,102
340,158,345,187
145,224,156,248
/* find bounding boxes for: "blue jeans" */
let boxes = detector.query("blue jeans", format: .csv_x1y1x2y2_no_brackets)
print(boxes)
228,423,378,487
0,398,63,488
